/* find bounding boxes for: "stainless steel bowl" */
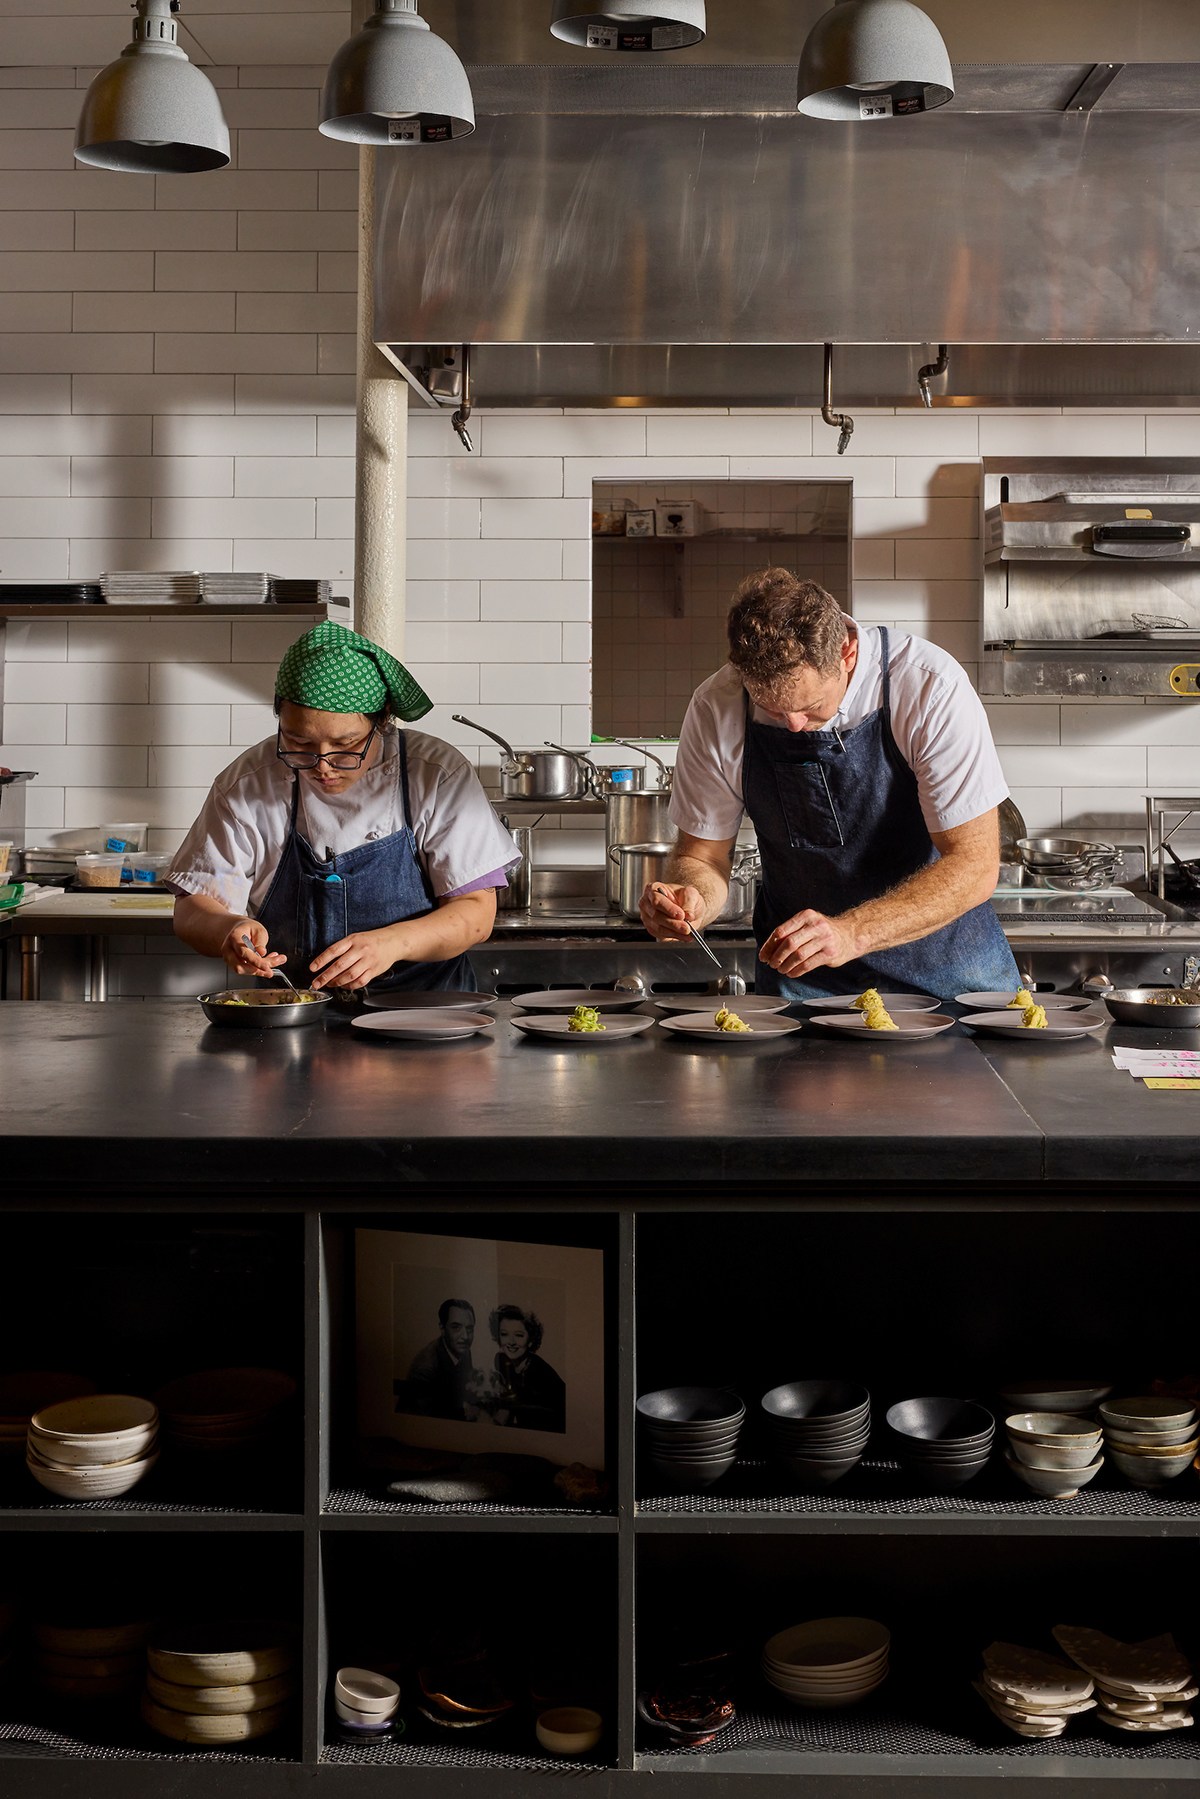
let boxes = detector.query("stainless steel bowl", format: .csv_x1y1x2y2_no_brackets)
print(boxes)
1100,987,1200,1028
197,988,331,1029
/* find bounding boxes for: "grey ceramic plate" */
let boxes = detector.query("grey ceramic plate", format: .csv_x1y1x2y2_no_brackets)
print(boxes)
811,1013,955,1038
363,989,497,1010
657,1014,803,1040
652,994,792,1015
351,1011,495,1041
960,1010,1107,1040
511,1014,654,1040
956,990,1092,1011
510,988,648,1013
800,993,941,1012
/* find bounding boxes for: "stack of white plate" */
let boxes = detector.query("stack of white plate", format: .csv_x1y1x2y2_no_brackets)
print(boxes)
334,1667,401,1738
0,1373,96,1460
143,1623,295,1745
1054,1626,1198,1733
199,572,268,604
101,572,202,606
26,1395,159,1499
973,1640,1097,1738
35,1618,149,1705
762,1618,890,1709
154,1367,297,1462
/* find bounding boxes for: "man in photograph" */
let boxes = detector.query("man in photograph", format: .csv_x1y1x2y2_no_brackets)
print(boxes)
396,1297,478,1421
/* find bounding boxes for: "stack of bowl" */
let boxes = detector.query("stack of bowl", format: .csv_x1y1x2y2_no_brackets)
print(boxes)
637,1387,744,1490
142,1623,295,1746
35,1618,148,1707
0,1374,96,1462
886,1397,994,1490
154,1367,297,1464
333,1666,401,1742
27,1395,158,1500
762,1618,890,1709
1004,1413,1104,1500
1100,1397,1199,1488
761,1381,871,1488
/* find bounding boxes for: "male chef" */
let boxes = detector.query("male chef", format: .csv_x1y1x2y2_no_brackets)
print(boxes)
639,569,1020,1002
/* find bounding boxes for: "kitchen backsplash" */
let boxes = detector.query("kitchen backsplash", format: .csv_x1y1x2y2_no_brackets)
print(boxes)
1,71,1199,997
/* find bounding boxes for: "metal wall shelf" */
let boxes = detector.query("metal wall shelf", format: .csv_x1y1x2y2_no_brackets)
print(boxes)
0,605,330,620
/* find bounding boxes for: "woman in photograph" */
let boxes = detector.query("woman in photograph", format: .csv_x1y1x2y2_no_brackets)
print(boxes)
487,1305,566,1434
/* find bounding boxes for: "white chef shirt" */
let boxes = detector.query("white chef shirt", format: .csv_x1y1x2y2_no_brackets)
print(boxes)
669,621,1009,843
169,726,518,916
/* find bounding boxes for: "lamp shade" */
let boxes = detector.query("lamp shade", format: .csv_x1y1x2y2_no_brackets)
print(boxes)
550,2,706,51
320,0,475,144
75,0,230,173
798,0,953,120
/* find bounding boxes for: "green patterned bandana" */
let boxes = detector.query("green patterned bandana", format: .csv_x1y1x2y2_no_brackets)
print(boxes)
275,621,432,723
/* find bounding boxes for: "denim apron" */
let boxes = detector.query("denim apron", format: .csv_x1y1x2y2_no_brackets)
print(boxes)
256,730,476,993
743,628,1019,1003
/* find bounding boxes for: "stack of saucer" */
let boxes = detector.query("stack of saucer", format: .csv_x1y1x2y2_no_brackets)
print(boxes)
154,1367,297,1463
35,1618,149,1706
27,1395,158,1499
762,1618,890,1709
333,1667,402,1741
885,1398,994,1491
1100,1397,1199,1488
0,1374,96,1461
1004,1413,1104,1500
143,1623,295,1745
973,1641,1096,1738
761,1381,871,1489
1054,1627,1197,1732
637,1387,744,1490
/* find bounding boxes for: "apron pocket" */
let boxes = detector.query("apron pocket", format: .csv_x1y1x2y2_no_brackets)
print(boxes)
772,760,845,851
304,872,349,969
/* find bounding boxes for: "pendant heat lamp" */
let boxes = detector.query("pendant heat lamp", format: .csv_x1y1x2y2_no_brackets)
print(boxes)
798,0,953,120
550,2,706,52
320,0,475,145
75,0,230,173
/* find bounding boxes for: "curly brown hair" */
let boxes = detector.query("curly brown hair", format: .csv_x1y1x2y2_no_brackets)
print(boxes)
726,570,848,683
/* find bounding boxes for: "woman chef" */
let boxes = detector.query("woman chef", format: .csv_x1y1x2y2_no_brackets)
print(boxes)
171,621,517,993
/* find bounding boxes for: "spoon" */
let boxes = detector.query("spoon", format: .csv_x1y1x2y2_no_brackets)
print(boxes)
240,933,303,998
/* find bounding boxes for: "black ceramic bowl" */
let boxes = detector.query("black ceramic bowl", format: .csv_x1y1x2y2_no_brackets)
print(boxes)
886,1397,994,1447
637,1388,745,1428
773,1453,863,1488
761,1381,870,1424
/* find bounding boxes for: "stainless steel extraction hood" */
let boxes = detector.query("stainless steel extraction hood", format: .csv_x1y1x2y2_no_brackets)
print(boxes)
372,2,1200,409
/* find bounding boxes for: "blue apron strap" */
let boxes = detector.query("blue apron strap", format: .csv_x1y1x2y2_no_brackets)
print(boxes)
395,727,414,831
878,626,891,718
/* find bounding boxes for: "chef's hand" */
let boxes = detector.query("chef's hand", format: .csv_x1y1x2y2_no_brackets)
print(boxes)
309,926,400,991
640,880,706,943
221,918,287,976
760,909,858,978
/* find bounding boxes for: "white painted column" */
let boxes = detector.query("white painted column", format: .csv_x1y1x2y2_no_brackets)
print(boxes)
352,0,408,655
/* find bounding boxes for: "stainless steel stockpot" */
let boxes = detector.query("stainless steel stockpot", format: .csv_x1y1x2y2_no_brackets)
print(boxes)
609,841,675,920
605,791,675,905
451,716,588,801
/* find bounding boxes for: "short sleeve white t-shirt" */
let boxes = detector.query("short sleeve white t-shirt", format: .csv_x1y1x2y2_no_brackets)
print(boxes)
169,727,518,915
669,622,1008,843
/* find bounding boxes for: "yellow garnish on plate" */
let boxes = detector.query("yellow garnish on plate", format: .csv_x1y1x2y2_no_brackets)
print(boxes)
1022,1003,1048,1029
864,1005,899,1031
714,1006,752,1034
853,988,881,1012
1009,987,1035,1010
568,1004,605,1033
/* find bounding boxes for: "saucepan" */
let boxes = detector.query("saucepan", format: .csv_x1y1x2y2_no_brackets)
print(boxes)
1098,987,1200,1029
451,716,589,801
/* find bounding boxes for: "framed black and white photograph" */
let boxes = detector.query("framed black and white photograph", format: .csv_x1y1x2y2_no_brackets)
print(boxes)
355,1228,606,1470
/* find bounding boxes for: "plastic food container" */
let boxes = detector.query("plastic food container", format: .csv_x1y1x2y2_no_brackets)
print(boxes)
75,853,125,889
128,853,171,888
100,822,147,853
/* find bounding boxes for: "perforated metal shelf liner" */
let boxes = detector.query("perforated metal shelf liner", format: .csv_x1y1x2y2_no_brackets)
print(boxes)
323,1739,600,1772
326,1486,609,1518
0,1721,293,1763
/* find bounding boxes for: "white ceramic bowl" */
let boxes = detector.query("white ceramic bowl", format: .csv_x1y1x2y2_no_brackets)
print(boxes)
141,1692,288,1744
29,1425,158,1469
536,1706,603,1756
1004,1450,1103,1499
1103,1421,1198,1449
1005,1412,1103,1448
26,1450,157,1499
763,1618,890,1673
146,1671,293,1716
148,1626,293,1688
29,1394,158,1465
1104,1434,1199,1460
1108,1444,1195,1485
335,1667,400,1716
1100,1398,1197,1432
1007,1435,1103,1471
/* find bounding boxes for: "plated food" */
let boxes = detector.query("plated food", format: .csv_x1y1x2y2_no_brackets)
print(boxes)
959,1010,1107,1042
800,991,940,1012
511,1014,654,1042
713,1006,751,1033
956,991,1091,1011
810,1012,955,1039
568,1004,605,1033
657,1013,802,1041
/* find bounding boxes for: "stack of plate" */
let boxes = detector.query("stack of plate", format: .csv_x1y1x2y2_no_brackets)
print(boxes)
143,1623,295,1745
34,1618,149,1706
973,1640,1096,1738
762,1618,890,1709
1054,1626,1197,1733
154,1367,297,1463
101,572,202,606
333,1667,401,1741
636,1387,744,1490
199,572,268,605
760,1381,871,1489
885,1397,995,1491
1099,1397,1199,1487
0,1372,96,1460
1004,1413,1104,1500
27,1395,159,1499
268,577,331,605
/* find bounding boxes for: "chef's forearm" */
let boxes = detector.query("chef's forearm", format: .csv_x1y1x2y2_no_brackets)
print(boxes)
667,853,731,926
173,892,245,959
387,891,497,964
838,850,996,958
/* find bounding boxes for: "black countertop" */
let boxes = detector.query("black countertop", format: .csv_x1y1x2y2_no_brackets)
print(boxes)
0,1000,1196,1192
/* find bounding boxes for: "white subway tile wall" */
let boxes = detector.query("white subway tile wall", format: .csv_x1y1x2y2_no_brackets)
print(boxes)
1,74,1199,995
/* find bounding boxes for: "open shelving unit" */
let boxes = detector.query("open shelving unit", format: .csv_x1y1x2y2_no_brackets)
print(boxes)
0,1197,1196,1796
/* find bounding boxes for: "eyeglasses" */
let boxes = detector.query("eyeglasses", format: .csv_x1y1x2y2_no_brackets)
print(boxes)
276,724,377,772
